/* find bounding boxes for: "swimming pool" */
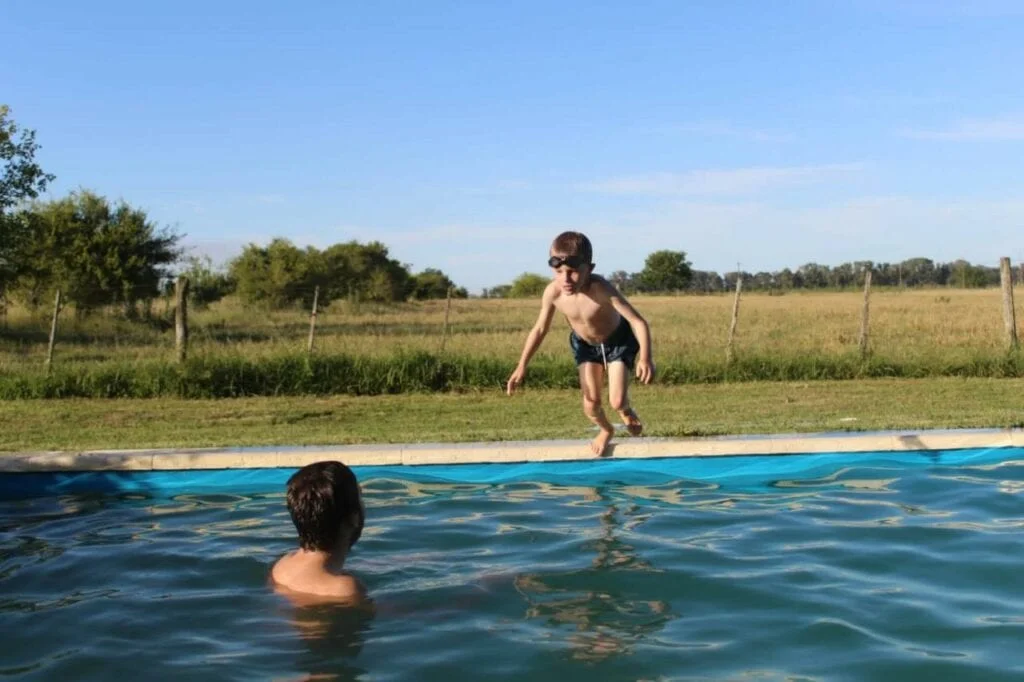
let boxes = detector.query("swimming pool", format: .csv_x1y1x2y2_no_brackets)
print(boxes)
2,447,1023,680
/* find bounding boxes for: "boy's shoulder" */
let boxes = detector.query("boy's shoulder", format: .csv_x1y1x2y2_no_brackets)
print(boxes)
272,555,365,604
587,274,619,297
320,573,364,601
542,278,562,300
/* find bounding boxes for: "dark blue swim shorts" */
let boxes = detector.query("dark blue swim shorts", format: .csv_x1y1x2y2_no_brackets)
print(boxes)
569,317,640,369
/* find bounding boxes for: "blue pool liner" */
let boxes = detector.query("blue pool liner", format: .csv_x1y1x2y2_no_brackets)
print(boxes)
1,446,1021,499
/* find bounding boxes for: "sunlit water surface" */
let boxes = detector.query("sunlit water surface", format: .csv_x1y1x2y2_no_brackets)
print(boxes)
2,458,1024,681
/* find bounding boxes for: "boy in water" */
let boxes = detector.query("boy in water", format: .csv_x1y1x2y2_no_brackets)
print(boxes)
272,460,367,603
506,232,654,455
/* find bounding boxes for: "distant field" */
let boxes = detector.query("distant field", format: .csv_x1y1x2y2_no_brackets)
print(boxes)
1,287,1022,398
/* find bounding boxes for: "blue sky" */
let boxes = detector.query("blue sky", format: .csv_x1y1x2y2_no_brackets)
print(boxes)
6,0,1024,292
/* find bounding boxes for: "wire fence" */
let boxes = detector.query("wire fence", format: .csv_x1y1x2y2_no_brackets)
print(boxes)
1,259,1022,397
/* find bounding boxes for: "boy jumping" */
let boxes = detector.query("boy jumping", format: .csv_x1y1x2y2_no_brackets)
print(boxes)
506,232,654,455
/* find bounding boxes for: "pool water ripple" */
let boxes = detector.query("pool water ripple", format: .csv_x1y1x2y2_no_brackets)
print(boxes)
2,458,1023,680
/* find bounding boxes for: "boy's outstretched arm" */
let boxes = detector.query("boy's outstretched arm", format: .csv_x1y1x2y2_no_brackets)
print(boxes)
608,286,655,385
507,284,557,395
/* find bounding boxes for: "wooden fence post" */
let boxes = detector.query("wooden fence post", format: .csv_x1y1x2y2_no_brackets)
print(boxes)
1000,257,1018,351
726,276,743,364
307,285,320,354
45,289,62,373
440,286,453,352
175,276,189,363
859,269,872,359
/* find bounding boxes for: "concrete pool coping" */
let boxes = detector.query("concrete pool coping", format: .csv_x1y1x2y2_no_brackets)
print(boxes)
2,428,1023,473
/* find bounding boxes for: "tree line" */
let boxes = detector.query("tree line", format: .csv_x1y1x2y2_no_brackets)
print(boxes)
483,250,697,298
3,105,1017,315
485,250,1019,298
0,106,466,315
679,257,1016,293
209,239,467,309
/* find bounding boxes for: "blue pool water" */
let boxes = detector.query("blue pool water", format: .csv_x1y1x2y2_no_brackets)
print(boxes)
2,449,1023,680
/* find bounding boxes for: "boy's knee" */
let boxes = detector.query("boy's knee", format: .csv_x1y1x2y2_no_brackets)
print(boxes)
582,394,602,417
608,394,627,412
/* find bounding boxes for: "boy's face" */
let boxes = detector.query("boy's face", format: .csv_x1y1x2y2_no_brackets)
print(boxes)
549,251,593,294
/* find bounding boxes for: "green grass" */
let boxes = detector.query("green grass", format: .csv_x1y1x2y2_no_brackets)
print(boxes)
2,377,1022,452
4,289,1023,397
2,350,1024,399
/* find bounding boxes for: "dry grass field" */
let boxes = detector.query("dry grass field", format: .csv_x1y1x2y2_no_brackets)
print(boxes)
2,288,1022,447
2,287,1019,370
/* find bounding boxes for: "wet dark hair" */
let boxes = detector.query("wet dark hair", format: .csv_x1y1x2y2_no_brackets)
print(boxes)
286,461,364,552
550,231,593,264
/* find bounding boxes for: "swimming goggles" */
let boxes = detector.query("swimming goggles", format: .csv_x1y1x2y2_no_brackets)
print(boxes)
548,255,589,269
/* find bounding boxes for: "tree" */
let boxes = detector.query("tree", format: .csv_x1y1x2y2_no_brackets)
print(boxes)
950,259,990,288
318,240,411,303
899,258,935,287
484,284,512,298
228,239,416,308
723,271,750,290
1,105,56,295
411,268,466,300
689,270,724,293
346,241,412,302
179,256,235,308
608,270,637,294
751,271,775,290
776,268,796,290
829,262,856,289
508,272,549,298
15,191,181,313
797,262,829,289
229,238,315,308
637,250,692,293
852,261,874,286
0,105,54,213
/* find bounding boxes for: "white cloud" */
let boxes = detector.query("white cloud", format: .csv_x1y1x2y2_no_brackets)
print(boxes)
901,117,1024,141
578,164,864,197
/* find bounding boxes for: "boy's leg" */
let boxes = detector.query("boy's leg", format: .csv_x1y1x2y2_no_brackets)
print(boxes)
607,361,642,436
579,362,615,455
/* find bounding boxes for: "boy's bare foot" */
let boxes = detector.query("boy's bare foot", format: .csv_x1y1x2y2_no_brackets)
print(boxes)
620,408,643,437
590,427,614,455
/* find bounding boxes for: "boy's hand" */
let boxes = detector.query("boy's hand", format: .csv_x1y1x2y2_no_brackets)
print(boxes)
506,366,526,395
635,359,655,385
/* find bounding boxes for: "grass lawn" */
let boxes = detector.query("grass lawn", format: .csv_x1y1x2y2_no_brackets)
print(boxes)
2,377,1022,452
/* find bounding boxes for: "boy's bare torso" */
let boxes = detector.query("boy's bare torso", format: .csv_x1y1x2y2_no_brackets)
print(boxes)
550,275,622,344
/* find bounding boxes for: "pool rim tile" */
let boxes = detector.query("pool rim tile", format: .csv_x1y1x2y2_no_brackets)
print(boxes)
1,427,1021,472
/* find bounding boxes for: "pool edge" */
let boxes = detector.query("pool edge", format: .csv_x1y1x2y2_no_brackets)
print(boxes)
2,428,1023,472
